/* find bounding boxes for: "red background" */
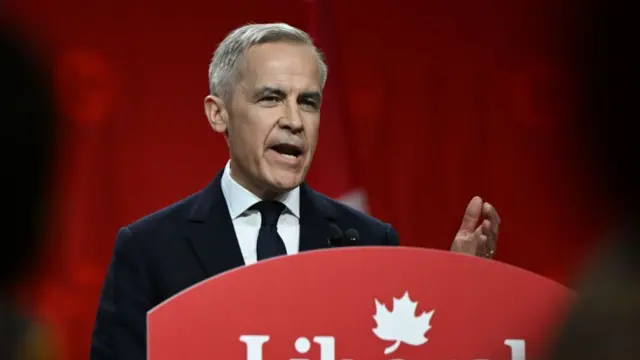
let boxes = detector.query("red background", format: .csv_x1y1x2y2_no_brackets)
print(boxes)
4,0,610,358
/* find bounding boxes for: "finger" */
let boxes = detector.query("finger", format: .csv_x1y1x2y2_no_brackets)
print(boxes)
482,203,500,236
453,226,483,255
480,219,492,237
480,221,497,251
480,218,498,237
474,223,496,257
467,228,484,255
476,232,489,255
482,202,501,224
459,196,483,233
479,234,488,248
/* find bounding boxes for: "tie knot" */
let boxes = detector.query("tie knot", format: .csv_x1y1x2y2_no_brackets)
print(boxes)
252,200,286,228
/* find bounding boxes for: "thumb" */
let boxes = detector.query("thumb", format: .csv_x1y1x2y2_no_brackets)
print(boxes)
459,196,483,233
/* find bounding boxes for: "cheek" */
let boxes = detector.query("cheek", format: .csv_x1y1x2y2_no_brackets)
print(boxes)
304,117,321,147
236,109,278,154
234,124,262,157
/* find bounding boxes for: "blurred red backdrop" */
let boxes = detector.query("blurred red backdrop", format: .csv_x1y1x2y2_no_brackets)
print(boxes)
4,0,612,358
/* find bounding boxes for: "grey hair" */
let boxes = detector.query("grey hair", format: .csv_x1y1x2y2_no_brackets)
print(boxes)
208,23,328,101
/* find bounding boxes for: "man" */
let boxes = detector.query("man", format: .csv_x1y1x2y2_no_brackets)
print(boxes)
90,23,501,359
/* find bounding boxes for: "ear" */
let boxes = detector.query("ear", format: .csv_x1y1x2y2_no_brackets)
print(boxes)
204,95,229,134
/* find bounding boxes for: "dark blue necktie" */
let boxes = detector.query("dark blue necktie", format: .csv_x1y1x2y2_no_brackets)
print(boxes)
253,200,287,261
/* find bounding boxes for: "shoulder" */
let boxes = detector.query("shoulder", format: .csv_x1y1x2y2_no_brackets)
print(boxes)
112,188,206,253
306,188,399,245
324,193,387,228
125,190,202,236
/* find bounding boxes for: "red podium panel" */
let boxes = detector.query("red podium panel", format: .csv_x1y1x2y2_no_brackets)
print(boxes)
148,247,573,360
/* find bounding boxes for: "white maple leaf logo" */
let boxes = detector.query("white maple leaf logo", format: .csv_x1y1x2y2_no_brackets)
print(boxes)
372,291,435,355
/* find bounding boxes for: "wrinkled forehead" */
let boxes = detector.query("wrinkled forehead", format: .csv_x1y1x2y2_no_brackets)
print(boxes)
236,42,323,94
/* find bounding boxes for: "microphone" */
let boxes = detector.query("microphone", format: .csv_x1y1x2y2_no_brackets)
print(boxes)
344,228,360,246
326,223,360,247
327,223,344,247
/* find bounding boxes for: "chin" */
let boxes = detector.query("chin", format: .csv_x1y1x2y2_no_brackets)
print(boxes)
271,177,303,191
265,169,305,192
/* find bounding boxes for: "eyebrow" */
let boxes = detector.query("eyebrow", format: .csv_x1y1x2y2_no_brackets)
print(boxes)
254,86,287,99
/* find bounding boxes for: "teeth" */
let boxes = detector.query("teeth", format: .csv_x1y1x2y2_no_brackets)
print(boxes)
281,154,296,159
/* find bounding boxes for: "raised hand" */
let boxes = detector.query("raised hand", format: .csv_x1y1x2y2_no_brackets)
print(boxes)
450,196,500,258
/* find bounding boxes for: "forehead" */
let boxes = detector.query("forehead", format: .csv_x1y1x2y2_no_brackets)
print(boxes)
238,42,322,91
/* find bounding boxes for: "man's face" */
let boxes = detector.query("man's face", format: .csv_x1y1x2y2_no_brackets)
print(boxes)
205,42,322,198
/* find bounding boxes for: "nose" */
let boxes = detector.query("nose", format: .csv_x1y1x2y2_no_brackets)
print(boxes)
279,101,303,133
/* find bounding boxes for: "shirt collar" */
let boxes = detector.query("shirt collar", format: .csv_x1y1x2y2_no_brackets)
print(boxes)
220,160,300,219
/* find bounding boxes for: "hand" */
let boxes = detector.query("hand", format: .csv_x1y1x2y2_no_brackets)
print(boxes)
450,196,500,258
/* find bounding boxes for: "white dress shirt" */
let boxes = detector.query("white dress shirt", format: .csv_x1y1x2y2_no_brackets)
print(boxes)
220,161,300,265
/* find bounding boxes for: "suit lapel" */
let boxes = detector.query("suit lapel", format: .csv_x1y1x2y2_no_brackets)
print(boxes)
299,184,337,252
186,171,245,277
185,175,336,277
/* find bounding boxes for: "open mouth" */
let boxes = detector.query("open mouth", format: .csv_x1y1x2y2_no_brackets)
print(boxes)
269,143,304,159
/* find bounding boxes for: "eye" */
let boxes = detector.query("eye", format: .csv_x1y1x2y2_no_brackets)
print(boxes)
259,95,280,105
299,99,319,110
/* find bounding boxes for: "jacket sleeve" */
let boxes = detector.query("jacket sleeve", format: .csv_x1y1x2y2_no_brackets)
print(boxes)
384,223,400,246
90,227,151,360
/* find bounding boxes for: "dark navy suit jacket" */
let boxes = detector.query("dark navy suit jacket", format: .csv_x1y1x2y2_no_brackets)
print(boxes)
90,170,399,359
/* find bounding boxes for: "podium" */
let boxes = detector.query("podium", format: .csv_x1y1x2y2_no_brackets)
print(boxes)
147,247,573,360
